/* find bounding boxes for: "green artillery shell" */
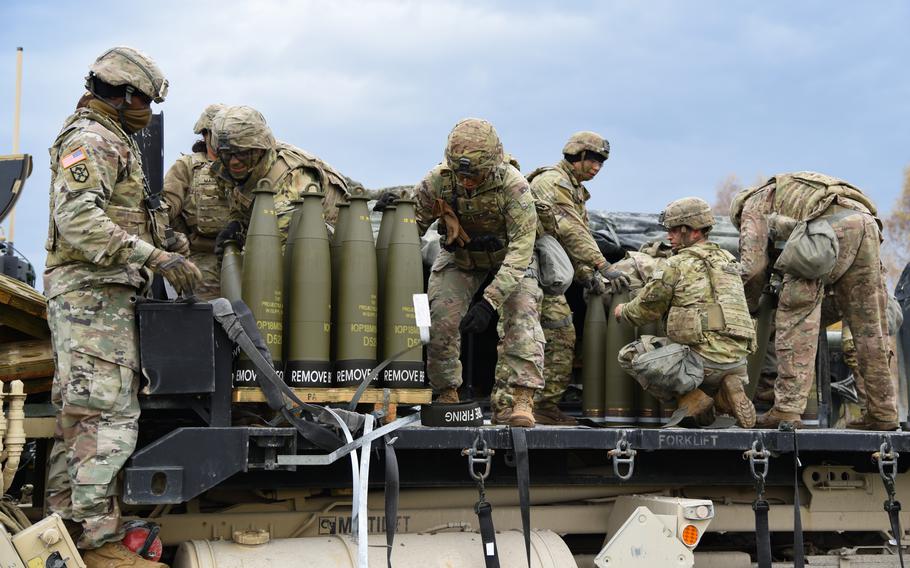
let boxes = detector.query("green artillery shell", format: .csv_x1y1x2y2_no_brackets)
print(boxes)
605,291,637,426
381,199,425,388
235,182,284,387
334,192,377,387
746,291,775,399
330,203,350,361
635,321,663,427
581,293,607,419
375,204,396,351
286,191,332,387
220,240,243,303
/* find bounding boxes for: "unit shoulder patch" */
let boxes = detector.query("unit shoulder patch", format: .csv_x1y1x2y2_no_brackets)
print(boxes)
69,163,90,183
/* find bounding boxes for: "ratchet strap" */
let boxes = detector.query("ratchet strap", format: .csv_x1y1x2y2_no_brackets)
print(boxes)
476,500,499,568
511,427,532,567
745,436,772,568
384,435,400,567
790,427,804,568
876,439,905,567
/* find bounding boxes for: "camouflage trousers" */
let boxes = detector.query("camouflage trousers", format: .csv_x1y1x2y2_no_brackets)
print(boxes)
188,249,220,301
45,285,140,549
774,209,897,422
492,293,574,411
427,261,544,397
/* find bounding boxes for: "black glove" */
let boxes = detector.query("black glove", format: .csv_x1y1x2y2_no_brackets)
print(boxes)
459,298,496,334
372,191,398,212
583,274,607,297
214,221,244,256
599,266,631,294
146,249,203,295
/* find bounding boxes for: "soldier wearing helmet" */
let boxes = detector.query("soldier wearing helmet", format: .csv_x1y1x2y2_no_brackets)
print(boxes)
45,46,199,567
731,172,897,430
412,118,544,427
209,105,349,251
162,104,230,300
491,131,629,426
613,197,757,428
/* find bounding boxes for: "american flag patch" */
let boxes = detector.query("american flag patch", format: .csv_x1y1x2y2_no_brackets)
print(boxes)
61,147,87,168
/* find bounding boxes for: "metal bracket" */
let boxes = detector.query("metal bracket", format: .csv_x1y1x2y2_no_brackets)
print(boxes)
608,431,637,481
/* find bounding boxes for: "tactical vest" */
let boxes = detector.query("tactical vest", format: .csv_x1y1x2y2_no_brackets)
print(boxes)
184,152,229,237
666,245,756,347
439,167,511,271
46,109,166,266
731,172,877,229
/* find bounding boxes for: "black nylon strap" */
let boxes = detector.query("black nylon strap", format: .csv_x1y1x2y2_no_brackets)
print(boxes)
753,500,771,568
384,435,400,568
421,402,484,427
886,500,906,568
475,501,500,568
792,430,804,568
511,427,532,567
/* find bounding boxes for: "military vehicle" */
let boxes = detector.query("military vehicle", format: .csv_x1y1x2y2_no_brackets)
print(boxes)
2,122,910,568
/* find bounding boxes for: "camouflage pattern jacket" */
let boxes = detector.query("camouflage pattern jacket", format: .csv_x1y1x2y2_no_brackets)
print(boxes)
731,171,880,310
215,142,349,244
413,163,538,310
528,160,606,281
163,152,229,253
44,107,162,299
621,241,754,364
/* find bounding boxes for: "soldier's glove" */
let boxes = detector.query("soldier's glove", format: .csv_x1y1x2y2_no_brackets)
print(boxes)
146,249,203,295
766,212,799,241
372,191,398,212
459,298,496,335
599,266,631,294
583,274,607,297
214,221,244,257
168,230,190,256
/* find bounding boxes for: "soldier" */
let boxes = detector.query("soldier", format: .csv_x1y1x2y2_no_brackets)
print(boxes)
162,103,228,300
732,172,898,430
210,105,349,250
45,47,200,567
413,118,544,427
614,197,756,428
491,131,630,425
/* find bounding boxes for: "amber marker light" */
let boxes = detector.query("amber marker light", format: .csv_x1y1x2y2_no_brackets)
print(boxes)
681,524,699,546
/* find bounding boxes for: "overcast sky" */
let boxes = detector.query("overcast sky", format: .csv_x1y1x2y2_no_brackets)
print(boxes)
1,0,909,286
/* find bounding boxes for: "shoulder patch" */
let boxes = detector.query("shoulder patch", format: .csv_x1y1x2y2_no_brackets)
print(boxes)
69,163,90,183
61,147,87,168
652,269,664,280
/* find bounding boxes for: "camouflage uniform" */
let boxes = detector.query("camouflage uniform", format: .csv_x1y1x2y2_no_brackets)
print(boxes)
413,120,543,414
43,47,172,551
733,172,897,425
210,107,348,244
163,105,229,300
619,198,756,427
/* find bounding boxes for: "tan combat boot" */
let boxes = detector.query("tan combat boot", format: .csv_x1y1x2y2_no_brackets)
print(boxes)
491,406,512,425
715,376,756,428
533,404,578,426
847,415,899,431
665,388,714,427
434,387,459,404
507,387,536,428
755,408,803,429
82,542,168,568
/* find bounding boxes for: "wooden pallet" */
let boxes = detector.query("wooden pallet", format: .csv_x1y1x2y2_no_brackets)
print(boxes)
232,387,431,422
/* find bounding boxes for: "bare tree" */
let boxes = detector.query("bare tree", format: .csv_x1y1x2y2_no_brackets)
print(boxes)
712,174,742,215
883,165,910,285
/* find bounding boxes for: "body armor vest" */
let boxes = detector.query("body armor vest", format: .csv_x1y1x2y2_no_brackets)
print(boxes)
185,152,229,238
439,168,510,270
46,109,165,266
666,245,756,346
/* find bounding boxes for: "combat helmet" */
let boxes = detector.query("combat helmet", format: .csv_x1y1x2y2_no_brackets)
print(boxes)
659,197,715,230
445,118,504,177
193,103,227,134
563,131,610,161
211,106,276,152
85,46,168,103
